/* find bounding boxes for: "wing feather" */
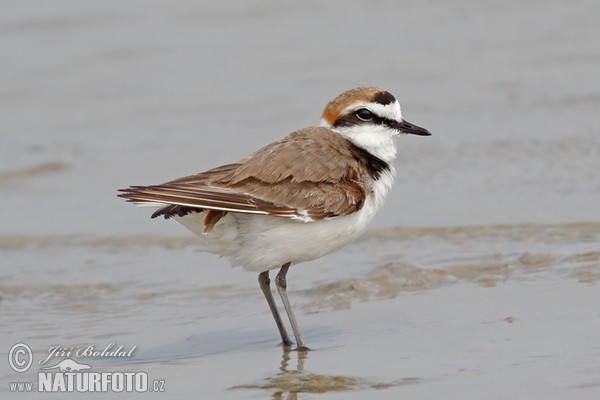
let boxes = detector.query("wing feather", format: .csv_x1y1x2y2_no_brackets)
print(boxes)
118,127,378,223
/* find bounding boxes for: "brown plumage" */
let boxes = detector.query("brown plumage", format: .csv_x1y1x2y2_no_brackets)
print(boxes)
118,127,390,226
320,87,384,127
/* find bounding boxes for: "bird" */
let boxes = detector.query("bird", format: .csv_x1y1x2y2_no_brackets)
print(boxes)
118,87,431,351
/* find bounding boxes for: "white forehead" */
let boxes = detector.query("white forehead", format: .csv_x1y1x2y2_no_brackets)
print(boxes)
343,100,403,121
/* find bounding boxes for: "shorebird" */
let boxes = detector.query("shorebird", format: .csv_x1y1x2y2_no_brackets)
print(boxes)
118,87,431,350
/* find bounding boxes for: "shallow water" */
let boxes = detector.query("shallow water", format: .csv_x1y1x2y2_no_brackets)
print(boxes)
1,223,599,398
2,1,600,399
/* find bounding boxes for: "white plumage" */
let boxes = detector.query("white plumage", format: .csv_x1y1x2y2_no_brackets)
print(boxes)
174,168,395,272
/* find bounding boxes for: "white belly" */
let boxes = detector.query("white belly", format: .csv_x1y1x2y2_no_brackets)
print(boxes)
175,169,394,272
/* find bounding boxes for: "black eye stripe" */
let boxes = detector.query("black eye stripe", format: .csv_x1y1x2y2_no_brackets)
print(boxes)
333,112,399,130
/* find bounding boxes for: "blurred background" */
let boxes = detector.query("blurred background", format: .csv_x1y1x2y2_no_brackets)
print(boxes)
2,0,598,235
2,1,599,398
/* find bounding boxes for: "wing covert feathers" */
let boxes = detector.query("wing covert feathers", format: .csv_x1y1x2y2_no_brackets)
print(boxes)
118,127,389,226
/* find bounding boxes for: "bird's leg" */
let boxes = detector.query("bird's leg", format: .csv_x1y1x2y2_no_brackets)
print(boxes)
275,262,308,351
258,271,293,347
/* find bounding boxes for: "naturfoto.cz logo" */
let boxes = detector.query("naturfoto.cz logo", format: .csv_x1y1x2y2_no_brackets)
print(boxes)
8,342,165,393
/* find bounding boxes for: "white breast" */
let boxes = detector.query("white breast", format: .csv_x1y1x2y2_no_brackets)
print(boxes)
175,167,395,272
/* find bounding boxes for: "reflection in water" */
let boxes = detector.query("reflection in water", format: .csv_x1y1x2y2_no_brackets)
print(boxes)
231,348,414,397
232,349,361,397
279,347,306,374
271,349,306,400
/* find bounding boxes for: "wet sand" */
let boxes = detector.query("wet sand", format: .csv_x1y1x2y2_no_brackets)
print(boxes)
2,223,600,398
2,1,600,399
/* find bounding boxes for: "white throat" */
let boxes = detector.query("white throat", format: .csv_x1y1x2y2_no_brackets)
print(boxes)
334,124,398,163
320,100,403,163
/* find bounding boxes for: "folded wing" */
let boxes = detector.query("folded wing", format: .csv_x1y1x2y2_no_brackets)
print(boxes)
118,127,373,223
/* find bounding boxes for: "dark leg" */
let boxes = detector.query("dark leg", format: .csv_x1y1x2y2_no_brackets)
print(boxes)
258,271,293,347
275,263,308,351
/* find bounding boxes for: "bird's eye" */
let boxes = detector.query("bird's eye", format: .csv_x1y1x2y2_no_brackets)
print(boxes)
356,108,374,121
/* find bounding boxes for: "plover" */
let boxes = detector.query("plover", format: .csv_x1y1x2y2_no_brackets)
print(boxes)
118,87,431,350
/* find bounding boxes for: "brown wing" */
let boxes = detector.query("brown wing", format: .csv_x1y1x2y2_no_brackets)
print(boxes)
118,127,374,222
